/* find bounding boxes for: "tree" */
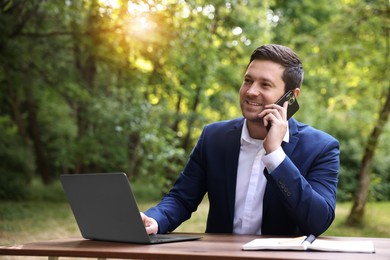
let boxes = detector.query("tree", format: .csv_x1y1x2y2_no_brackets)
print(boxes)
271,0,390,211
2,0,390,204
346,1,390,226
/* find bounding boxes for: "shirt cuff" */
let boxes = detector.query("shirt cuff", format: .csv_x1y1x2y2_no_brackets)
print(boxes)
263,146,286,173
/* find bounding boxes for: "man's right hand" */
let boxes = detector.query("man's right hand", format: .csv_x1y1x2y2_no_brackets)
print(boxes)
140,212,158,234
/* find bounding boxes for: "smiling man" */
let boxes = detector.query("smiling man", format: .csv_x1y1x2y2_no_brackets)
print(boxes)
141,44,340,237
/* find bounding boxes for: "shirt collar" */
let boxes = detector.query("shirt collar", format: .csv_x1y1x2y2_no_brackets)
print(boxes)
241,119,290,146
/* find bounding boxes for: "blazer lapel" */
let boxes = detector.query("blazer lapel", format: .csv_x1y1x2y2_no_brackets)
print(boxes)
224,119,244,227
282,119,299,157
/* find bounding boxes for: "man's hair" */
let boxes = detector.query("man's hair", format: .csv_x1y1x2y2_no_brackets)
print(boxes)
249,44,304,90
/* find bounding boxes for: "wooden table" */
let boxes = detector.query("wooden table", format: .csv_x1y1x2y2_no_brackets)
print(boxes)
1,234,389,260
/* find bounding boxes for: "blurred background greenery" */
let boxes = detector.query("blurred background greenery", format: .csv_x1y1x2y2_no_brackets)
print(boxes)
0,0,389,244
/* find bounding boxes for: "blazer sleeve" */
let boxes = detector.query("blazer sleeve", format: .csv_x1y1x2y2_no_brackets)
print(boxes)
144,118,243,234
144,126,209,234
264,124,340,236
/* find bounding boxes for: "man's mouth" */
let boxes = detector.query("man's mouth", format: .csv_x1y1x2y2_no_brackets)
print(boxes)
246,100,262,106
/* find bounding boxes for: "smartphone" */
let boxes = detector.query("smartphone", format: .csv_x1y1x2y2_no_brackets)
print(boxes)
266,89,299,131
275,89,299,119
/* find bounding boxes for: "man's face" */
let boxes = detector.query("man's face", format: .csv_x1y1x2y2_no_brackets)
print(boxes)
239,60,286,123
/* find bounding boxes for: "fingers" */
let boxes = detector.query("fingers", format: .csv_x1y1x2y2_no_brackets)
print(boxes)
258,101,288,128
261,101,288,119
261,101,289,153
140,212,158,235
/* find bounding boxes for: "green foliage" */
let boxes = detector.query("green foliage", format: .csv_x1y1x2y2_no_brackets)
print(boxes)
272,0,390,201
0,116,34,200
0,0,390,201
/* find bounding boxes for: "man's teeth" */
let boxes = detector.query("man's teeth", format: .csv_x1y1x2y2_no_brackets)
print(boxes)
248,101,261,106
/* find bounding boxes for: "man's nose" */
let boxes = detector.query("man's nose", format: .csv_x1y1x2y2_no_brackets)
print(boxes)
246,83,261,96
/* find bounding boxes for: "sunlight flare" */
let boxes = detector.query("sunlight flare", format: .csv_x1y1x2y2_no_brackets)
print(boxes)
97,0,161,42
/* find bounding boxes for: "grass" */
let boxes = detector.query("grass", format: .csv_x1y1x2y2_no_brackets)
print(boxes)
323,201,390,238
0,202,389,260
1,199,390,246
1,179,390,259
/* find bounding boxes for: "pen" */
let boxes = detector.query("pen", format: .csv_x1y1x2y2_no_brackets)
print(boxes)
301,234,316,244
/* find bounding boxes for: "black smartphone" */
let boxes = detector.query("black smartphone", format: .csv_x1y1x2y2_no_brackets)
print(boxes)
275,89,299,119
266,89,299,130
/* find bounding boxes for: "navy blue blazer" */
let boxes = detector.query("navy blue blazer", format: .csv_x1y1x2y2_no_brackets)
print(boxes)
145,117,340,236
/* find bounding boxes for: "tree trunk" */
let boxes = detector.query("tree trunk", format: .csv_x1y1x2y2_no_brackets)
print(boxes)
171,93,182,133
182,86,201,151
26,87,52,184
8,85,29,145
347,86,390,226
71,1,98,173
347,23,390,226
127,132,141,180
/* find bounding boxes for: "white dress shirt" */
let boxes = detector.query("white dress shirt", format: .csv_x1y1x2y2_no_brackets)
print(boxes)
233,120,289,235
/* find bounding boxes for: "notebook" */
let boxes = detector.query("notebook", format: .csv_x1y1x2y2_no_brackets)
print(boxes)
60,172,202,244
242,235,375,253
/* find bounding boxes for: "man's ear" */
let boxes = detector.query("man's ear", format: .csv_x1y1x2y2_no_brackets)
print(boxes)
293,88,300,97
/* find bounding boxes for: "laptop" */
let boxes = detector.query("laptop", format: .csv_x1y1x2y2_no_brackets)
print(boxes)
60,172,201,244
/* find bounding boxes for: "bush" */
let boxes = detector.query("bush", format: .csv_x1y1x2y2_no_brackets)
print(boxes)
0,116,34,200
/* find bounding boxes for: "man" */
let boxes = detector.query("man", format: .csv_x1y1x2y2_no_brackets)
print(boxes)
141,44,340,236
